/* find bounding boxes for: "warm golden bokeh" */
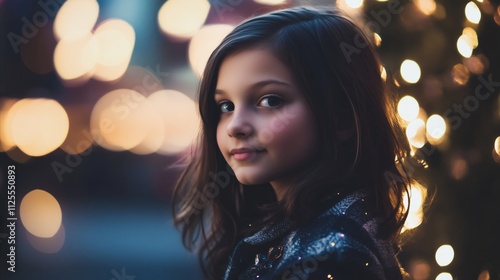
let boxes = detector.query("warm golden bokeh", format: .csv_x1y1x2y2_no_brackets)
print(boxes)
10,98,69,157
406,118,426,148
402,182,427,232
188,24,234,77
400,59,421,84
0,98,19,152
435,244,454,267
426,114,447,145
54,33,99,81
53,0,99,41
147,90,200,155
90,89,154,151
158,0,210,40
457,34,473,58
415,0,436,15
465,1,481,24
398,95,420,122
92,19,135,82
20,189,63,238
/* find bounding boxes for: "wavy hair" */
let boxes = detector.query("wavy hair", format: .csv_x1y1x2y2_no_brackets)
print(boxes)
173,6,412,280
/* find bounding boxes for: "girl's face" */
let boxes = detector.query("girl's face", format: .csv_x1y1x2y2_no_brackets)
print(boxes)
215,46,319,200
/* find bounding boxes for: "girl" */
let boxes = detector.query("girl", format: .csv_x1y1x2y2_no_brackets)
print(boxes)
173,6,413,280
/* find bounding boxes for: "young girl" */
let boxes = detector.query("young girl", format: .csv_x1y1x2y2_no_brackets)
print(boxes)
173,6,413,280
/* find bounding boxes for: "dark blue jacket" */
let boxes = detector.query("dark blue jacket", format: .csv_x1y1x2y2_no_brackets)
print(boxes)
223,191,405,280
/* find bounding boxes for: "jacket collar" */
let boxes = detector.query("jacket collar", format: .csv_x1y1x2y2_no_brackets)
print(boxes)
242,190,367,246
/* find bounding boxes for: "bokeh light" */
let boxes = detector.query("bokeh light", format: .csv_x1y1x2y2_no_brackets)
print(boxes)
457,34,474,58
451,156,469,180
435,244,455,266
147,90,200,155
10,98,69,157
27,224,66,254
374,33,382,47
407,259,432,280
402,182,427,231
451,63,470,85
436,272,453,280
158,0,210,40
53,0,99,41
90,89,154,151
400,59,421,84
398,95,420,122
54,33,99,81
415,0,436,15
344,0,364,9
478,270,491,280
20,189,62,238
494,136,500,155
406,118,426,148
465,1,481,24
0,98,18,152
92,19,135,82
465,55,487,75
426,114,447,145
381,66,387,81
188,24,234,77
462,27,478,48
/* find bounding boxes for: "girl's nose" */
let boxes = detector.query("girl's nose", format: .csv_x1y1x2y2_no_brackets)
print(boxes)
226,108,254,138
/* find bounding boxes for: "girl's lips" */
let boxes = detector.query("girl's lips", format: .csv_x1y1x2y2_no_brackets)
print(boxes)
231,149,263,161
233,152,257,160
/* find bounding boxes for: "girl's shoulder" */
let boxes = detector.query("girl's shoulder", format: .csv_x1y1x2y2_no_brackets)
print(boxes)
224,191,405,280
275,190,403,280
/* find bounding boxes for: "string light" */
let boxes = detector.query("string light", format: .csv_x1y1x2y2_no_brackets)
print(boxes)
400,59,421,84
435,244,455,266
465,1,481,24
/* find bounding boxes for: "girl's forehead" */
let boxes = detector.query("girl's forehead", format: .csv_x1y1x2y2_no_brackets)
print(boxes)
216,47,297,91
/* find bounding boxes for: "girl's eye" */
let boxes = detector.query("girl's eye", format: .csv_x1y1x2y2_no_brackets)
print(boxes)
219,101,234,113
259,95,282,108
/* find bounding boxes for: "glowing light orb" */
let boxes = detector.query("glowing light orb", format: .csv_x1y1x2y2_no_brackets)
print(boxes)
397,96,420,122
188,24,234,77
90,89,153,151
400,59,421,84
426,114,447,145
92,19,135,82
465,2,481,24
20,189,62,238
158,0,210,40
53,0,99,41
148,90,200,155
54,33,99,81
10,98,69,157
435,244,455,267
436,272,453,280
406,118,426,148
457,35,473,58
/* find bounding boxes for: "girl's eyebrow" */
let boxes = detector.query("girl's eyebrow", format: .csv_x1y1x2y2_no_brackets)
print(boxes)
215,79,293,97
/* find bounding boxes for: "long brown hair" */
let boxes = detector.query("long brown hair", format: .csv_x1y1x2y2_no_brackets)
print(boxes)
172,6,412,280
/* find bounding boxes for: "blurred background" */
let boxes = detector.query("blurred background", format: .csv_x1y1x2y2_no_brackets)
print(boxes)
0,0,499,279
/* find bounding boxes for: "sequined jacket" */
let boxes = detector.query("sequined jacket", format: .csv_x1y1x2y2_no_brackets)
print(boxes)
223,191,404,280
